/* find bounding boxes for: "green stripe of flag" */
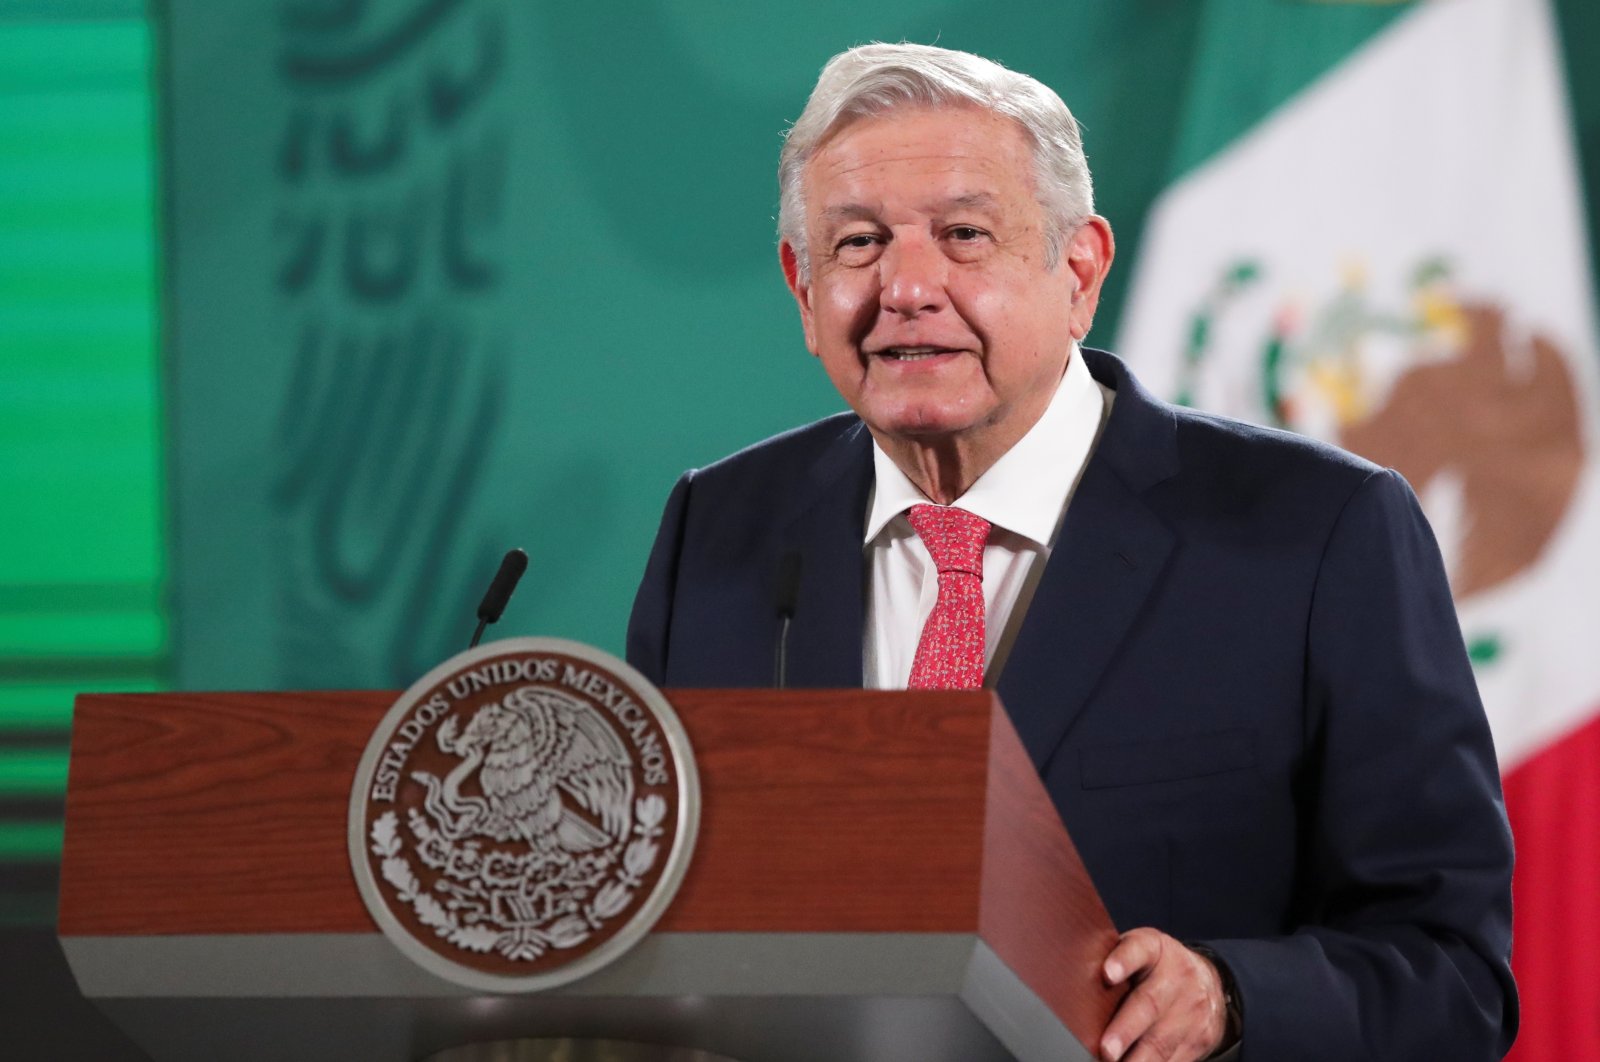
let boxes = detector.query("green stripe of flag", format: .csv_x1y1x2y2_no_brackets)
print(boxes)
1166,0,1410,181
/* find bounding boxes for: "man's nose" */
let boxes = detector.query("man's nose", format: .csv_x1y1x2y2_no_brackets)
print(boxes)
879,236,949,318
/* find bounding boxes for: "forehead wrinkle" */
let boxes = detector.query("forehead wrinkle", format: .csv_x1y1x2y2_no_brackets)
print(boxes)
815,190,1010,231
817,202,880,226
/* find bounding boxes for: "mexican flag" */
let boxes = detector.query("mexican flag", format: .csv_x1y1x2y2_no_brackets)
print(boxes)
1117,0,1600,1056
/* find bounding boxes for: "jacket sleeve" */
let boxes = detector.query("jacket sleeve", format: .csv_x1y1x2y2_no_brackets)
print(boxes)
1203,468,1518,1060
625,470,695,686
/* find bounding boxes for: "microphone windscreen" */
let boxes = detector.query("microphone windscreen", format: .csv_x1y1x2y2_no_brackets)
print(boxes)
476,548,528,623
774,551,802,619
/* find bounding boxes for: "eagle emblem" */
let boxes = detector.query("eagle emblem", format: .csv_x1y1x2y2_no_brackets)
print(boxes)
421,685,634,857
350,640,698,990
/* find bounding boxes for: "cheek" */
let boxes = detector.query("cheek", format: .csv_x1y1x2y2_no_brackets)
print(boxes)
989,272,1075,341
950,281,1013,341
955,280,1075,373
814,277,879,342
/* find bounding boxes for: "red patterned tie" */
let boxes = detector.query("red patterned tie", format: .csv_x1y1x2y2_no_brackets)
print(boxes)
906,504,992,689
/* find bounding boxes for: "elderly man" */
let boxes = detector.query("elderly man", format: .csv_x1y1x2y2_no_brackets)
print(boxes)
628,43,1516,1062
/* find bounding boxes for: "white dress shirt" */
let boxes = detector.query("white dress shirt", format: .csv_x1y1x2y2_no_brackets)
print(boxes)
863,346,1114,689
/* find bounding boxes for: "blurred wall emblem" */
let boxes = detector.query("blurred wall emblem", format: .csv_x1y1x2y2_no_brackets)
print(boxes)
349,638,700,991
1178,257,1584,665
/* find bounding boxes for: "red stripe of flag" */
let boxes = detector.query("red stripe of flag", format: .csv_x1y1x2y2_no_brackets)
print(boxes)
1503,709,1600,1059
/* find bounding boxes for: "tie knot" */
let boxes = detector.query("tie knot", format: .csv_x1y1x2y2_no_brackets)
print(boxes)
907,504,990,577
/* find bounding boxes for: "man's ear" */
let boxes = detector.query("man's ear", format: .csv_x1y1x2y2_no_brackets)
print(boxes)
1064,216,1115,341
780,240,818,355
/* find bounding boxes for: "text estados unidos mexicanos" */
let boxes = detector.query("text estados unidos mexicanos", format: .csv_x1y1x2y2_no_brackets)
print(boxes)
369,657,672,801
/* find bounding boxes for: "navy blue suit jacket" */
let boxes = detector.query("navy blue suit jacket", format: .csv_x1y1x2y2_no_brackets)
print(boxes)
627,349,1516,1060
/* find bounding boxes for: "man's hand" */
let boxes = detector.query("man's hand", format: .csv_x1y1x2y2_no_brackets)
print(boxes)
1099,927,1230,1062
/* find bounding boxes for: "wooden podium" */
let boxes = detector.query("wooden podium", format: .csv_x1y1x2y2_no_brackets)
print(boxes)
58,689,1122,1062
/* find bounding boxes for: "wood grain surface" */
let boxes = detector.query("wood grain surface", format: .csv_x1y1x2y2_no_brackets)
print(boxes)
979,706,1125,1046
59,689,995,935
60,690,381,934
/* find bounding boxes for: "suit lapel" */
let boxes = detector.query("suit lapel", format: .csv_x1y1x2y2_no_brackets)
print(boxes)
997,351,1180,770
778,419,873,687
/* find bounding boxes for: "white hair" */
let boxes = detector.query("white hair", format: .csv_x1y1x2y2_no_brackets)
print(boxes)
778,42,1095,283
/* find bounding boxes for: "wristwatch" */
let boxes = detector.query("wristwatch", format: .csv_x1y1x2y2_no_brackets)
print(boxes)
1190,944,1243,1054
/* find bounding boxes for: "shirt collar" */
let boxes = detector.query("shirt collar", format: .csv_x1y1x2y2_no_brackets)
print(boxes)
864,343,1105,548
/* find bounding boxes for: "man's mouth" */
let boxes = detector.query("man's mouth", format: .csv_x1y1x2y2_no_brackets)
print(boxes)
875,346,961,362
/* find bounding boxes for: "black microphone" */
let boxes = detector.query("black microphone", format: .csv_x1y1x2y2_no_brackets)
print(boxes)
772,551,802,688
470,548,528,648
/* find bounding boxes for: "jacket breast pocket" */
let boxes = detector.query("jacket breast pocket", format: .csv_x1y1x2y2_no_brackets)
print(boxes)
1078,727,1258,790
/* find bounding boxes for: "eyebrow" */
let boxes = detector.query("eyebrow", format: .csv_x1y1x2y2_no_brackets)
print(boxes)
945,192,1003,213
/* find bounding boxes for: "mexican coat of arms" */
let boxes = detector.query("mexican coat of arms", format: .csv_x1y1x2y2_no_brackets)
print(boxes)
348,638,699,991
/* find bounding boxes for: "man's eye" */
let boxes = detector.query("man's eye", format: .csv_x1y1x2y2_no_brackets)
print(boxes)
837,234,878,250
948,226,986,241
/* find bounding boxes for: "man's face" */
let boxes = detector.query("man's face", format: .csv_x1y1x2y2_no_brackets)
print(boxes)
781,105,1112,460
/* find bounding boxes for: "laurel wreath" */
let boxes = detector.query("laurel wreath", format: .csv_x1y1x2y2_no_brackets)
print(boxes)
370,793,668,961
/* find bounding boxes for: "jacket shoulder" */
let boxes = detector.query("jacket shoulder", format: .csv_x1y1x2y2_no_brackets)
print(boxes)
687,411,865,491
1085,347,1383,501
1171,403,1381,482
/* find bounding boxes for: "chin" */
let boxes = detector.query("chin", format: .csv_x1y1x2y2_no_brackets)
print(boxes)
869,411,981,444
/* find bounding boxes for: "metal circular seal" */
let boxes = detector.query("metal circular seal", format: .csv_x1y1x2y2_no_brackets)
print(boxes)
348,637,700,992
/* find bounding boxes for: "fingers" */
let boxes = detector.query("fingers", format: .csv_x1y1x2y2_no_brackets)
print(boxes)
1100,928,1168,1061
1102,925,1165,987
1099,929,1226,1062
